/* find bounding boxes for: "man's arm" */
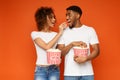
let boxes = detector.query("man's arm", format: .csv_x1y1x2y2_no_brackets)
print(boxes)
57,41,87,56
87,44,100,60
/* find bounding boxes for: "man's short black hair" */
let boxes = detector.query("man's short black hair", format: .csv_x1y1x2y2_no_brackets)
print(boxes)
66,5,82,15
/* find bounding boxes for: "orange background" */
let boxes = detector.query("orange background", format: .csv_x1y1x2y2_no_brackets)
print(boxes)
0,0,120,80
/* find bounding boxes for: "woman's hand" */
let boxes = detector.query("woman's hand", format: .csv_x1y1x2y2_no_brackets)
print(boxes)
58,22,67,34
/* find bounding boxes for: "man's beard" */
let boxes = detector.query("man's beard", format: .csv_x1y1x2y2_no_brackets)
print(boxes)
69,26,74,29
69,20,76,29
69,24,74,29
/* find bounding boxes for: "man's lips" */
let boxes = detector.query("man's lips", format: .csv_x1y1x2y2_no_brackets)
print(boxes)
67,20,71,23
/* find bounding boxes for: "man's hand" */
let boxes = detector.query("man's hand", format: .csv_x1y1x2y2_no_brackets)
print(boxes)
74,55,88,64
72,41,87,48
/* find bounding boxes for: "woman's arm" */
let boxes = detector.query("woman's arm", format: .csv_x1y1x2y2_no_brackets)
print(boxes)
34,23,67,50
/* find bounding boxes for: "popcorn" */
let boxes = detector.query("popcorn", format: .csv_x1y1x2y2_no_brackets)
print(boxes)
73,47,88,57
46,49,61,65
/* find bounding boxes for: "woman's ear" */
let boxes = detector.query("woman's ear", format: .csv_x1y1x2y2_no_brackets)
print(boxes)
46,15,49,20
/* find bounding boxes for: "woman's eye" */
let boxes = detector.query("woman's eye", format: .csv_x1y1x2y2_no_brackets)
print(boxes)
49,16,53,19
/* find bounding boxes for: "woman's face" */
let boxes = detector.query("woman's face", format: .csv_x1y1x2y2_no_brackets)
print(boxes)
47,13,56,27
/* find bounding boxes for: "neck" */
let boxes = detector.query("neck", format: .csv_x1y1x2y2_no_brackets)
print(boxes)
41,25,51,32
75,21,82,28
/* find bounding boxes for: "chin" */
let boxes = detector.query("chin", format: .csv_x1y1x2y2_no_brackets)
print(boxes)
50,24,54,27
69,25,74,29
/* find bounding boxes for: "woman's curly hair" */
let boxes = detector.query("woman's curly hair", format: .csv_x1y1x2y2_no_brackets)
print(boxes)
35,7,54,31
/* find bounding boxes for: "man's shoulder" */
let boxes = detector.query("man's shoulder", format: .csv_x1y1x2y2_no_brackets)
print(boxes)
82,24,95,30
83,24,92,28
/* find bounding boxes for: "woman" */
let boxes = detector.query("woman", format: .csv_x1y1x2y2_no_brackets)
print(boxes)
31,7,66,80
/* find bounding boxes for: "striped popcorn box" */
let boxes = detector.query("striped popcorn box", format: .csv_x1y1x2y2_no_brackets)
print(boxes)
73,47,88,57
46,49,61,65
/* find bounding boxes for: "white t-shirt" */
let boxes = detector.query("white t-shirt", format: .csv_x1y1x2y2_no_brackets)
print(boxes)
58,25,99,76
31,31,57,65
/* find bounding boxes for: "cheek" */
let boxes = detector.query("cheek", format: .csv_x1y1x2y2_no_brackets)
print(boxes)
47,21,51,25
70,18,75,24
72,17,76,23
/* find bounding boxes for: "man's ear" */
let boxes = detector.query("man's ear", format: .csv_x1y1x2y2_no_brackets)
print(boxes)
76,13,80,19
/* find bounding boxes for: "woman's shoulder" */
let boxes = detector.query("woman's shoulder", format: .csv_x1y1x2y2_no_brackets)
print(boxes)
31,31,40,37
49,31,57,36
31,31,57,35
51,31,57,34
31,31,39,34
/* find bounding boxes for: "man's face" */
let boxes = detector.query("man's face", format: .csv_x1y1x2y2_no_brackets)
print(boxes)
66,10,78,28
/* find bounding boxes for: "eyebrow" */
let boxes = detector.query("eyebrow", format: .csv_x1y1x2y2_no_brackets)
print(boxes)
66,13,70,16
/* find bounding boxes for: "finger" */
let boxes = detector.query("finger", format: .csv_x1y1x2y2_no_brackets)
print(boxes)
83,43,87,47
74,55,78,58
74,57,76,61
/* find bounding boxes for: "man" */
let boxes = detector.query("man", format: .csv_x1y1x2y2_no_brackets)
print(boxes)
57,5,100,80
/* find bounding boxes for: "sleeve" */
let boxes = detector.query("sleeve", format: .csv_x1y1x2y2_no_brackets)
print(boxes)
31,31,40,40
89,27,99,45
